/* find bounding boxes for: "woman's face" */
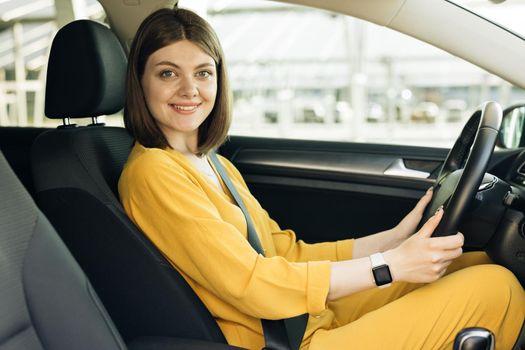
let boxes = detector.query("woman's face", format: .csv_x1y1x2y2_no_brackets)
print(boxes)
141,40,217,146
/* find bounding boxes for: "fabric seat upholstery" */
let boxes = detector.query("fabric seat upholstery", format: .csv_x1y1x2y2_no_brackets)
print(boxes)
1,147,244,350
0,149,126,350
31,19,227,345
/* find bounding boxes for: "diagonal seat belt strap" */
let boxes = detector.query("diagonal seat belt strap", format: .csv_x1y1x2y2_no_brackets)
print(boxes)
209,152,264,254
209,152,308,350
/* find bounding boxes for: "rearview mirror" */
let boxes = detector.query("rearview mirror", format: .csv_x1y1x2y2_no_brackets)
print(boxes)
499,103,525,149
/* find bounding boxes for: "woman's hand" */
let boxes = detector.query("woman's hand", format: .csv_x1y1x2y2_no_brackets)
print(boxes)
329,208,462,300
391,186,434,244
352,187,433,259
383,208,464,284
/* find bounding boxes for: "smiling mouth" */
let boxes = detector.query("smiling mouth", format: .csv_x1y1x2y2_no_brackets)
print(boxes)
170,103,201,112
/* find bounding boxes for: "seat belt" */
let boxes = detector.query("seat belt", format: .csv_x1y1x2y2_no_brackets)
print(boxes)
209,152,308,350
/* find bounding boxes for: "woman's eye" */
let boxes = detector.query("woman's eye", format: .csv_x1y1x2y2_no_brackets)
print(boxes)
160,70,176,78
196,70,212,78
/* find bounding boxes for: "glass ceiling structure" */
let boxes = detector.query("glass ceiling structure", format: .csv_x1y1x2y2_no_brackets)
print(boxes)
0,0,103,71
0,0,103,126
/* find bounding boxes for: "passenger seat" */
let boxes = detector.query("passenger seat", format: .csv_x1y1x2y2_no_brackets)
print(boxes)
0,148,126,350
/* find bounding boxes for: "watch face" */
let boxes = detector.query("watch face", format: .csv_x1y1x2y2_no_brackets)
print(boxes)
372,265,392,286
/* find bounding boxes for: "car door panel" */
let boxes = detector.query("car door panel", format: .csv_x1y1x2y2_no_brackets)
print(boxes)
221,136,520,244
1,126,519,244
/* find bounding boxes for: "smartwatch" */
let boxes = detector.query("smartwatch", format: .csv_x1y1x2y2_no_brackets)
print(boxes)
370,252,392,288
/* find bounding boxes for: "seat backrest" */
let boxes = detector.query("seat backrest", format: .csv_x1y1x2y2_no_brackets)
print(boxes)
0,149,126,350
31,20,226,344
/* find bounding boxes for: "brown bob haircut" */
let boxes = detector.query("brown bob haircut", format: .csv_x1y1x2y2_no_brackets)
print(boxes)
124,7,232,154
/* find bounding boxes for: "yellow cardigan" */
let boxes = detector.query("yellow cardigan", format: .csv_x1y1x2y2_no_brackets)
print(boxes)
118,143,354,349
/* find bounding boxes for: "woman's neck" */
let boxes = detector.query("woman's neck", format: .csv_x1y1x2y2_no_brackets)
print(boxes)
164,131,200,156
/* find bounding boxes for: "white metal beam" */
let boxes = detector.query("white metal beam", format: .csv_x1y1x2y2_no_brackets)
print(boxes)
13,22,27,126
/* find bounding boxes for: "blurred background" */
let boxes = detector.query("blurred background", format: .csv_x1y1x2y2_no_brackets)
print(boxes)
1,0,525,147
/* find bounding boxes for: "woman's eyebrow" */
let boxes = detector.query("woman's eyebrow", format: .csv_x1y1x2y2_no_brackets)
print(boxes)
154,61,215,69
195,62,215,69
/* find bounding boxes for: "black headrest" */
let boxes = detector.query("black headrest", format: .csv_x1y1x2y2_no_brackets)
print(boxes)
45,20,127,119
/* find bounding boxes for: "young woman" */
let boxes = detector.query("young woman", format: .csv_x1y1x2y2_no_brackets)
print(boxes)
118,7,525,350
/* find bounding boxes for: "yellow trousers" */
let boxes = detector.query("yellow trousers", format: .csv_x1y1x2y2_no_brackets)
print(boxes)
308,252,525,349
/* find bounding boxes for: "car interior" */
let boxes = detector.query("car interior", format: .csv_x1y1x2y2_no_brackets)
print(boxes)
32,18,245,349
0,149,126,350
2,0,525,350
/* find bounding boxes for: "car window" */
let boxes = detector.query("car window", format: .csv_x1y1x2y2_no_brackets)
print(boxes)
3,0,524,148
0,0,121,128
180,0,525,148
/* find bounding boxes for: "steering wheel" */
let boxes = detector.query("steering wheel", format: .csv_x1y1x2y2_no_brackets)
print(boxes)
418,101,502,236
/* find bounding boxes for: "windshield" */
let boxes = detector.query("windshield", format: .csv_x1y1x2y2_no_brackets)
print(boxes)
450,0,525,38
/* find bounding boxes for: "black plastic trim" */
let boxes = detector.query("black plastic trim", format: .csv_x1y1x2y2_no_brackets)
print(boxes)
245,174,425,199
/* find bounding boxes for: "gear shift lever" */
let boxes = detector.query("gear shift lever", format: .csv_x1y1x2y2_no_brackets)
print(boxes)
454,327,494,350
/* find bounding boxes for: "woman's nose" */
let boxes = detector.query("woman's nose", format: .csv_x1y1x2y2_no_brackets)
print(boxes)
178,76,198,98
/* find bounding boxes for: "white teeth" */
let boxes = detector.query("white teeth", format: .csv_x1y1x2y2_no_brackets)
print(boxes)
172,104,198,111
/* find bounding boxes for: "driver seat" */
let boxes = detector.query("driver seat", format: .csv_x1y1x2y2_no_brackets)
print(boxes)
31,19,228,345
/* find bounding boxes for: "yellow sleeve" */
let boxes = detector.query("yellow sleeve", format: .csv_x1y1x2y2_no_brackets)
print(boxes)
120,151,330,319
268,216,354,262
220,156,354,263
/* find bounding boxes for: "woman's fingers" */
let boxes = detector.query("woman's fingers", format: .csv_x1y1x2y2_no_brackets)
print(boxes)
430,246,463,264
446,246,463,260
429,232,464,250
417,206,443,238
412,187,434,215
394,187,436,239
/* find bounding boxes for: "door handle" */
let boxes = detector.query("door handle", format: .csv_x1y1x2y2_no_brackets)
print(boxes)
384,159,430,179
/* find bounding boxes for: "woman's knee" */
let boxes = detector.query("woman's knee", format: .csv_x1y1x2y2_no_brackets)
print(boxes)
463,264,525,348
458,264,524,312
446,251,492,274
461,264,518,290
470,264,519,286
